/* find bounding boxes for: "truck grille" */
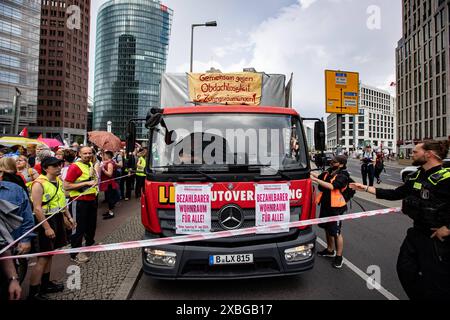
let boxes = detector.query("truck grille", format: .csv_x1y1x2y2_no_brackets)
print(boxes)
158,206,302,238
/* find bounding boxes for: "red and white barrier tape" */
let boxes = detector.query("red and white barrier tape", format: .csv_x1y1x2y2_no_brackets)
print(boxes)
0,207,401,261
0,173,135,256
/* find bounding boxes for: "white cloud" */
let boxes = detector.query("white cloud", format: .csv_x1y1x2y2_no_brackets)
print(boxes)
186,0,401,118
299,0,318,10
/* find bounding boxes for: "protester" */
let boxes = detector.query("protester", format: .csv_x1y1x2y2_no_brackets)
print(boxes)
60,149,77,182
360,145,375,186
0,157,28,195
0,250,22,300
16,155,39,185
64,147,98,264
55,148,64,161
28,157,75,300
27,145,37,168
351,140,450,300
100,151,120,220
135,148,147,199
116,150,126,200
0,165,35,300
311,155,350,269
35,146,53,175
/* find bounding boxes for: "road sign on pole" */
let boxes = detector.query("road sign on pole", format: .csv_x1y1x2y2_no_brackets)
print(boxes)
325,70,359,115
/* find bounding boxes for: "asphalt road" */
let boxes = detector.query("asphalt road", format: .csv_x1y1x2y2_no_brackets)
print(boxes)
346,158,405,187
130,197,411,300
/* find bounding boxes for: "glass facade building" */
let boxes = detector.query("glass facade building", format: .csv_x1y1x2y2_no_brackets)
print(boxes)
93,0,172,140
0,0,40,134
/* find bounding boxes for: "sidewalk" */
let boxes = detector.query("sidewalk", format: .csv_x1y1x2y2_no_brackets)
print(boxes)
22,196,144,300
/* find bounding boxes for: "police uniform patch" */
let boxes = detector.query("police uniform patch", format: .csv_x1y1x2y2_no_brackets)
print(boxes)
420,188,430,200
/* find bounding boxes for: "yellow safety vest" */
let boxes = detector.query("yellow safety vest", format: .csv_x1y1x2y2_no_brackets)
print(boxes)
136,156,146,177
69,161,98,198
315,173,347,208
32,175,67,216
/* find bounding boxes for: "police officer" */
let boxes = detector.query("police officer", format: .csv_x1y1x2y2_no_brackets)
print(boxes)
28,157,75,300
351,140,450,300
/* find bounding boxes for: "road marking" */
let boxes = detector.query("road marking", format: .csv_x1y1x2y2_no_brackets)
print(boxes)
316,237,399,301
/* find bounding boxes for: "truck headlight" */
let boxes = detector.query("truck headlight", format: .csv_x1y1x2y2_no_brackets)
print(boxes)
284,244,314,262
144,248,177,267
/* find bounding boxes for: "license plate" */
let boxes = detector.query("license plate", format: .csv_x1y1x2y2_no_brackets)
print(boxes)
209,254,254,266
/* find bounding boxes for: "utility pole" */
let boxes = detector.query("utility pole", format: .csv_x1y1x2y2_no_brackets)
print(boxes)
10,87,21,135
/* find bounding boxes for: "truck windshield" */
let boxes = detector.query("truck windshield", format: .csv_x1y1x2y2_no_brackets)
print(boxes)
150,113,308,172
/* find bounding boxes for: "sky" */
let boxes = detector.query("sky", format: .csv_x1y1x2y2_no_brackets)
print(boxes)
89,0,402,119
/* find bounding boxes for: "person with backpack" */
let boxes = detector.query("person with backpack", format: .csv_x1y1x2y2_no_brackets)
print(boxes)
311,155,352,269
100,151,120,220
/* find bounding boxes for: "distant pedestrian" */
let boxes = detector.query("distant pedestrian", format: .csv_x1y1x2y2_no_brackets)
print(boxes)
360,145,375,186
374,152,385,184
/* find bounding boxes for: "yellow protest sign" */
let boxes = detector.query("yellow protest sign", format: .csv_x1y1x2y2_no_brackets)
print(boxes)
188,72,262,105
325,70,359,115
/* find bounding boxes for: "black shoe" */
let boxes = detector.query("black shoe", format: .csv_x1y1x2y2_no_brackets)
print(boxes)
28,292,51,300
103,212,115,220
317,248,336,257
332,256,344,269
41,280,64,294
102,212,112,217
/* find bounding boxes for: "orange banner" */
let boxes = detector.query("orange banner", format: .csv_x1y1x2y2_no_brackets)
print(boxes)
188,72,262,105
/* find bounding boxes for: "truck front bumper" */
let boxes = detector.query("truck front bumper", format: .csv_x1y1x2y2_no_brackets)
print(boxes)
141,229,316,280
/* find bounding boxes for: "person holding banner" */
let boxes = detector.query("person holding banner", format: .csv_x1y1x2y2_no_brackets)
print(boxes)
351,140,450,300
311,155,350,269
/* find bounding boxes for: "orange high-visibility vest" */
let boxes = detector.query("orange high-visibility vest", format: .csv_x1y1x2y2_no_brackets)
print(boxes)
315,172,347,208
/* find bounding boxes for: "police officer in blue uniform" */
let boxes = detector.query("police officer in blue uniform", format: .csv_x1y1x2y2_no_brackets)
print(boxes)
351,140,450,300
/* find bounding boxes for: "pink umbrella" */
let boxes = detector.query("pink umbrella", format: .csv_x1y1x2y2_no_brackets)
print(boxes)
37,138,63,149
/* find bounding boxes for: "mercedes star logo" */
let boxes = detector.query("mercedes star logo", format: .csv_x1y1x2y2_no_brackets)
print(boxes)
218,205,244,230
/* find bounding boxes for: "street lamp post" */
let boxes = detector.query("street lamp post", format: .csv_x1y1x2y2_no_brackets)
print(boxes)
190,21,217,73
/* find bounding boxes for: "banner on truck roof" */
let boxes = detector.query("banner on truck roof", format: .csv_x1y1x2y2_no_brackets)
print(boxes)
175,184,212,235
188,72,263,106
255,183,291,234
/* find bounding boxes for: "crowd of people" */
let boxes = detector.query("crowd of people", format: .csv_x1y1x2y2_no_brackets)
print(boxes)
0,142,147,300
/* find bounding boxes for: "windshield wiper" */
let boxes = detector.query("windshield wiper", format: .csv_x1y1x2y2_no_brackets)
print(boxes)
151,166,217,182
227,164,293,180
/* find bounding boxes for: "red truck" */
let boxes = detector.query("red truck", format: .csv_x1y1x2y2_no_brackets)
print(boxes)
126,73,326,279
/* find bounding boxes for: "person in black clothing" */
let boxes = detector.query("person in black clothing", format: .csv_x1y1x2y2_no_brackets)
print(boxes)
374,152,385,184
124,151,136,201
351,140,450,300
311,155,350,269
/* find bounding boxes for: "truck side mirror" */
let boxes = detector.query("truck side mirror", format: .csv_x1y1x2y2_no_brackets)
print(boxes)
314,121,326,152
126,121,136,154
145,108,164,129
